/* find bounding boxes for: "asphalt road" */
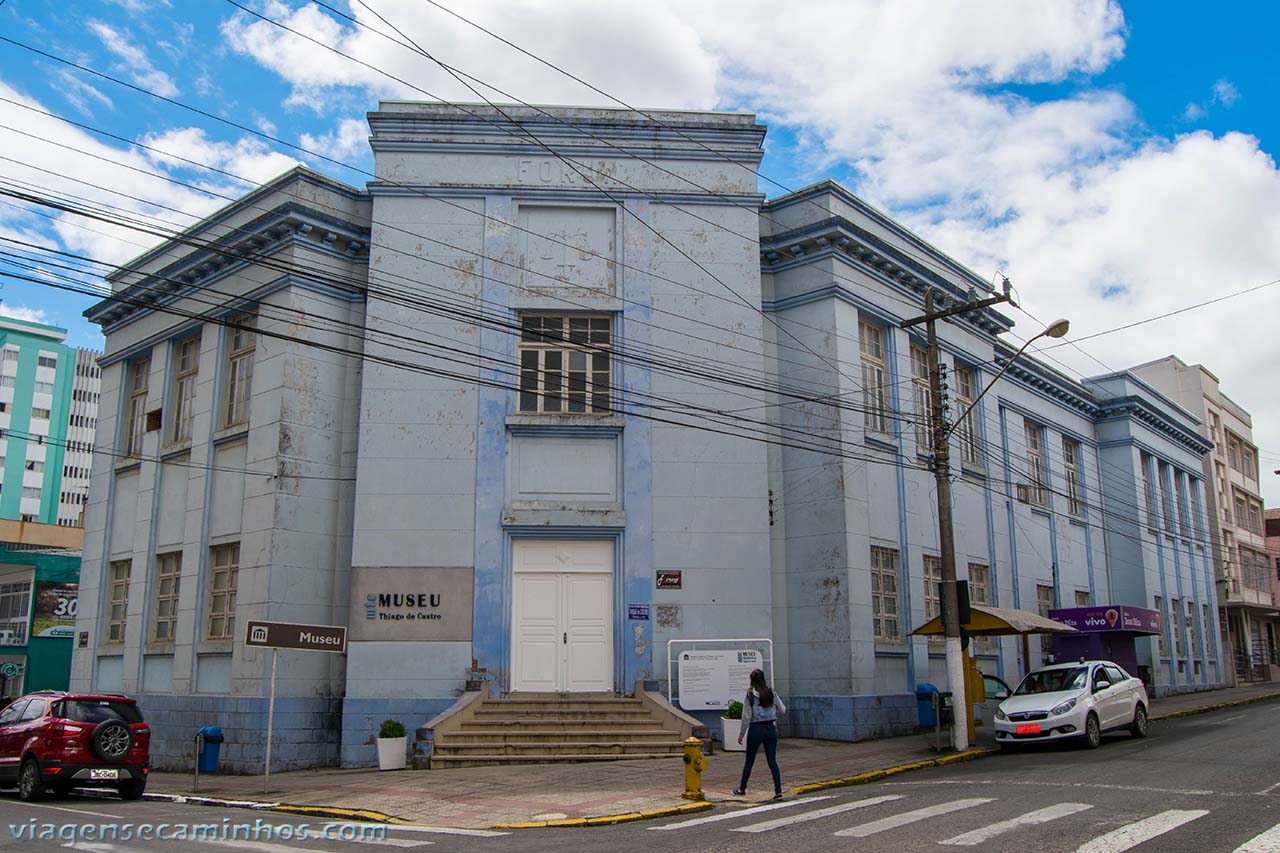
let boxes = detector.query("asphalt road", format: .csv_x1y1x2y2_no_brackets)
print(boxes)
0,700,1275,852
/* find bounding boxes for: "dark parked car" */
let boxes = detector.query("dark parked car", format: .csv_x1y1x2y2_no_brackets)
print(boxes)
0,691,150,800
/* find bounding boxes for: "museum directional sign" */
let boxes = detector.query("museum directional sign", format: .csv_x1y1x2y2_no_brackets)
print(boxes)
245,620,347,654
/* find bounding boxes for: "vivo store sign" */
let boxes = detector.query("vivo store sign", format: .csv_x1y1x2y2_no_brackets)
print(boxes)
677,649,764,710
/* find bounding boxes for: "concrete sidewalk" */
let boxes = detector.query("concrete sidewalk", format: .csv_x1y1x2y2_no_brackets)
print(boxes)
145,681,1280,829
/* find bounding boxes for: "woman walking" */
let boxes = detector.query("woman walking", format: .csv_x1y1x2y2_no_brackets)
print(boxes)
733,668,786,799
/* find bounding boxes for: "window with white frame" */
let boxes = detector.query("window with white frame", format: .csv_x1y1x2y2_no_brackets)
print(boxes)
1022,420,1046,506
170,336,200,444
0,581,31,644
1234,492,1248,530
21,487,40,500
207,542,239,641
1062,438,1083,516
1174,474,1190,536
1,347,17,363
0,377,12,388
30,407,50,421
224,314,255,428
910,344,931,450
517,315,612,414
870,546,900,641
124,357,150,457
954,367,981,466
33,381,54,394
1075,590,1091,607
24,460,42,474
1036,584,1056,655
106,560,130,643
37,354,56,369
968,562,994,653
859,319,889,434
1247,500,1263,536
153,552,181,642
1188,599,1200,658
1227,435,1241,472
1141,453,1157,528
1242,446,1256,480
923,555,942,622
1203,604,1214,659
1158,463,1175,530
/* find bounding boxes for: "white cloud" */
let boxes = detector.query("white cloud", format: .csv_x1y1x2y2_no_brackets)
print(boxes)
299,117,367,163
0,305,49,325
88,20,180,98
1183,102,1205,122
139,127,302,186
1213,78,1241,108
53,69,114,117
101,0,173,11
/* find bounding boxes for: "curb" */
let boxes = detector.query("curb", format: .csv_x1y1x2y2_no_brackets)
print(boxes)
789,747,1000,795
144,792,410,825
1149,690,1280,722
493,801,713,829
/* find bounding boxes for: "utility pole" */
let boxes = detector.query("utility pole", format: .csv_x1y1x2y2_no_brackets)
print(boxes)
903,285,1013,751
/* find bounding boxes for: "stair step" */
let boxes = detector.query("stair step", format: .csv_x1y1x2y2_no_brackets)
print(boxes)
434,741,684,755
480,700,644,711
472,709,653,719
458,718,662,731
444,729,677,743
430,752,684,768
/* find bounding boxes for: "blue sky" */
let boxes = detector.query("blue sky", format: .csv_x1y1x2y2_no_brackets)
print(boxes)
1,0,1278,497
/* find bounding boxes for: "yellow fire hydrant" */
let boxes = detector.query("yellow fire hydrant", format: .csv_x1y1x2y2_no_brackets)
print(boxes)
682,737,707,800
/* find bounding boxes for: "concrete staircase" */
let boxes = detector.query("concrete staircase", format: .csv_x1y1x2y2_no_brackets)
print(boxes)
419,688,702,769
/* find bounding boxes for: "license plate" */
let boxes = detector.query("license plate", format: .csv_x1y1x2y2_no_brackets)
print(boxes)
89,769,119,780
1015,724,1041,735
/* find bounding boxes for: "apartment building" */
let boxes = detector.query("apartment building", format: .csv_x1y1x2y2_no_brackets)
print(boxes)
1129,356,1276,681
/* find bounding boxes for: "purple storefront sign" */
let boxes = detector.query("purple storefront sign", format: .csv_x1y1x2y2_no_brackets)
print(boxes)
1049,605,1162,636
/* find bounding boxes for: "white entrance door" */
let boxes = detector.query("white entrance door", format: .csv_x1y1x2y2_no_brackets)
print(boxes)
512,540,613,693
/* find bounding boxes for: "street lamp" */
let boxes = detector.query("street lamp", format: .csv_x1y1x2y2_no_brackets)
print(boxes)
949,319,1070,435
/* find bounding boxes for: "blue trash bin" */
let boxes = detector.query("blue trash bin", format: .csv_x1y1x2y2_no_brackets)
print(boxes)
196,725,224,773
915,683,939,728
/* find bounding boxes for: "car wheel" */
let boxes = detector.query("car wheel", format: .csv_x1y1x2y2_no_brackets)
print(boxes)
118,778,146,801
91,719,134,763
1084,712,1102,749
17,758,45,802
1130,704,1148,738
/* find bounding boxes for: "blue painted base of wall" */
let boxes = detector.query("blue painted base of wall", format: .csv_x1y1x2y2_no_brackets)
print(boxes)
1151,680,1229,699
780,694,919,741
340,698,456,768
135,694,342,773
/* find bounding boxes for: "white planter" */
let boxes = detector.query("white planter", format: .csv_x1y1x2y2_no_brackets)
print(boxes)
376,736,408,770
721,717,745,751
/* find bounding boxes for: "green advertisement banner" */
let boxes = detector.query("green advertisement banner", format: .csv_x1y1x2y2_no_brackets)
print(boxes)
32,582,77,639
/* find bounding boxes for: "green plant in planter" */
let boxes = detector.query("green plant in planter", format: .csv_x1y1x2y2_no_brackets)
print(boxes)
378,719,406,739
723,700,744,720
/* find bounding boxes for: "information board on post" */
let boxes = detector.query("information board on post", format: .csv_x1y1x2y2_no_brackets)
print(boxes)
677,649,764,710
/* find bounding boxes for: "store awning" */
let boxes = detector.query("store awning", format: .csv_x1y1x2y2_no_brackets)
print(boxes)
912,605,1079,638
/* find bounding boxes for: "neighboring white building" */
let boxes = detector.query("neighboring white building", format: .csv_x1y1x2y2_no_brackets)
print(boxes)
1129,356,1276,681
74,104,1223,772
58,348,101,527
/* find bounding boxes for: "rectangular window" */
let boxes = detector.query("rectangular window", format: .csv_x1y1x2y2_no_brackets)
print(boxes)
968,563,994,653
1228,436,1242,472
30,407,50,421
1062,438,1083,516
1172,597,1184,657
32,381,54,394
923,555,943,622
1075,590,1091,607
125,357,150,457
870,546,900,641
1036,584,1056,656
0,581,32,644
1174,474,1189,535
1188,600,1200,658
1155,595,1166,655
910,344,932,450
0,377,13,388
517,315,612,414
1247,501,1263,536
37,355,56,369
954,367,981,466
224,314,255,428
1141,453,1157,528
1022,421,1045,506
171,336,200,443
153,552,181,642
21,487,40,499
1234,493,1248,529
1159,463,1175,529
207,543,239,641
859,320,889,434
24,460,42,474
1242,447,1256,480
1203,604,1214,659
1,348,17,363
107,560,130,643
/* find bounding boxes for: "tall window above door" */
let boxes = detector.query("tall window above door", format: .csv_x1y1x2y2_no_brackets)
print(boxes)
517,314,612,415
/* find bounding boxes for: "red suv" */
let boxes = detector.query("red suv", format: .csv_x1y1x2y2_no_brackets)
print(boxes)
0,692,150,801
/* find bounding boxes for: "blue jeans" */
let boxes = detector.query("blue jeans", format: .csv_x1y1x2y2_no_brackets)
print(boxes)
738,721,781,794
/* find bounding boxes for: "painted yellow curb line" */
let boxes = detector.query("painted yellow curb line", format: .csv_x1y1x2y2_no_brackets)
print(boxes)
789,747,1000,795
271,804,413,824
493,801,713,829
1149,691,1280,722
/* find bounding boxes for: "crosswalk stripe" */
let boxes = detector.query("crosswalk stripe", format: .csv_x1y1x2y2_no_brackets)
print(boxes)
204,839,431,852
1233,822,1280,852
647,796,835,830
833,798,994,838
730,795,904,833
940,802,1094,846
1074,809,1209,853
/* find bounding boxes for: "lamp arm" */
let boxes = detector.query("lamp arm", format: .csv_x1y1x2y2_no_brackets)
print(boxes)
945,333,1043,436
